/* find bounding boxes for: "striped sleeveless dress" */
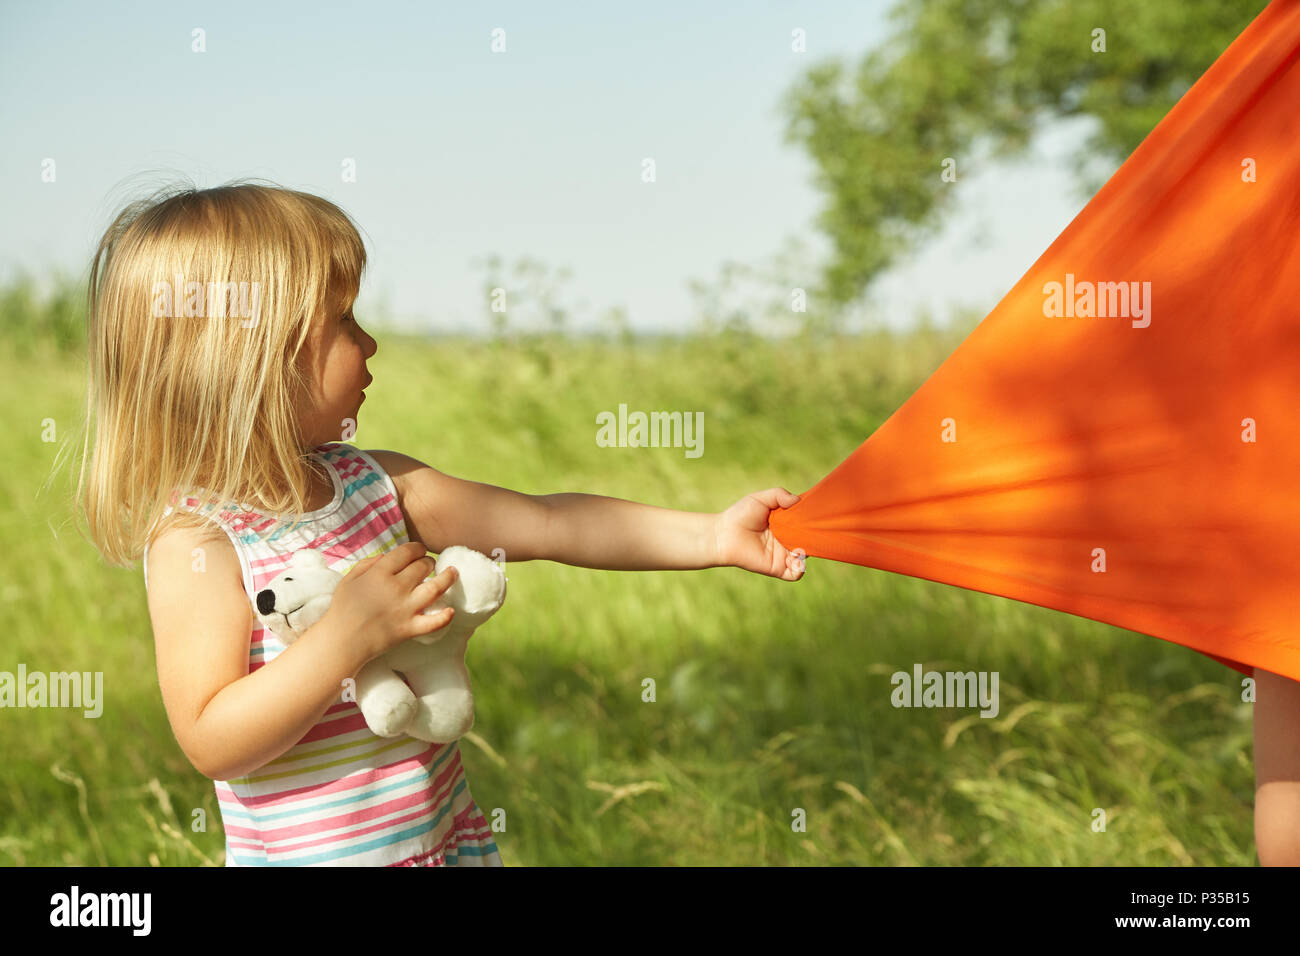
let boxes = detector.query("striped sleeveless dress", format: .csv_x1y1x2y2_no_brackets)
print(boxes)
142,442,503,867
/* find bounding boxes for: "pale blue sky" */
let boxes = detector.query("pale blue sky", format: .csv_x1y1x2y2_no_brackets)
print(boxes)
0,0,1101,335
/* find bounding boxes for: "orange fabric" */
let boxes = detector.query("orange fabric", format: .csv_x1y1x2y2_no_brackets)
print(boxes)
769,0,1300,683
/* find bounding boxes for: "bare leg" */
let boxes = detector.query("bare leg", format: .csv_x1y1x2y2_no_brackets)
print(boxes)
387,635,474,743
354,657,418,738
1253,667,1300,865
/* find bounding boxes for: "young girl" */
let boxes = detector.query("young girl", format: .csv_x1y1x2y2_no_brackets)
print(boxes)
74,181,806,867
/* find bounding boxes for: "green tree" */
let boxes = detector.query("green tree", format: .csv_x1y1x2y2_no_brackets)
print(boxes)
780,0,1267,309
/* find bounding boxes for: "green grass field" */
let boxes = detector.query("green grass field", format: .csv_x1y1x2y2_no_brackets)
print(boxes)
0,301,1258,866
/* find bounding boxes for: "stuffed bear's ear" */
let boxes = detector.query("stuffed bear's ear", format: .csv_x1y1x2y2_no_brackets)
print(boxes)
290,549,327,570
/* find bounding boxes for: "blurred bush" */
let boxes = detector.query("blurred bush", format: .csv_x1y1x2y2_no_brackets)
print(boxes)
0,270,87,357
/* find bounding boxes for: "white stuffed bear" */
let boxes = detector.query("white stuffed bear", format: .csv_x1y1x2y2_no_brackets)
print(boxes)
253,546,506,742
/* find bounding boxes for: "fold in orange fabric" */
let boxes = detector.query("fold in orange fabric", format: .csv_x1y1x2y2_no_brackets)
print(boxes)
769,0,1300,683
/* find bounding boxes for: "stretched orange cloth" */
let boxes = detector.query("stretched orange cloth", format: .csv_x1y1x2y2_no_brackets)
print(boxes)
769,0,1300,683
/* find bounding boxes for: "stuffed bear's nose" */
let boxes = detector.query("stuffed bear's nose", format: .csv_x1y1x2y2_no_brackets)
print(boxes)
255,589,277,615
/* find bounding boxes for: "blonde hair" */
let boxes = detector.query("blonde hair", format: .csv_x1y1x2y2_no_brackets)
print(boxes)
67,179,367,567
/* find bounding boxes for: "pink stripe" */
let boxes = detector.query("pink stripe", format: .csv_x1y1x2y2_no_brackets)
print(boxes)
226,512,277,535
451,814,494,845
393,807,498,866
233,449,388,579
319,499,404,555
233,749,470,852
268,796,498,865
295,710,373,744
244,491,400,582
247,551,297,587
388,813,495,867
318,700,363,718
259,796,441,854
389,847,445,867
227,786,432,844
294,503,404,568
455,806,492,831
231,748,466,843
336,455,366,482
215,742,442,807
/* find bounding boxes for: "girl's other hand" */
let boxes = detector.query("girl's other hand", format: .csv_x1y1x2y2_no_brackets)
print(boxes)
713,488,806,581
324,541,459,660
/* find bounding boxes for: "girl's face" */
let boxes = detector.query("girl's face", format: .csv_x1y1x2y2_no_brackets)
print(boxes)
296,301,378,449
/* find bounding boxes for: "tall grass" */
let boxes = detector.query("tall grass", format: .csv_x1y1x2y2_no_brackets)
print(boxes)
0,277,1256,865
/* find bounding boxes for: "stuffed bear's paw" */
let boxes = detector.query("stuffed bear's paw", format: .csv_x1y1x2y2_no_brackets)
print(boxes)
361,684,419,738
405,690,475,743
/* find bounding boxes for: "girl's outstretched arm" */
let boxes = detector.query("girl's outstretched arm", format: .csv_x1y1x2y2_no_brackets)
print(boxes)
537,486,806,579
368,449,804,579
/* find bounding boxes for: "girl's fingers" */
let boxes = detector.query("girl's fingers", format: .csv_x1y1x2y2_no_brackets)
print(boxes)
345,552,385,577
413,606,455,637
788,548,806,578
415,567,459,602
396,553,439,587
375,540,429,575
752,487,801,509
